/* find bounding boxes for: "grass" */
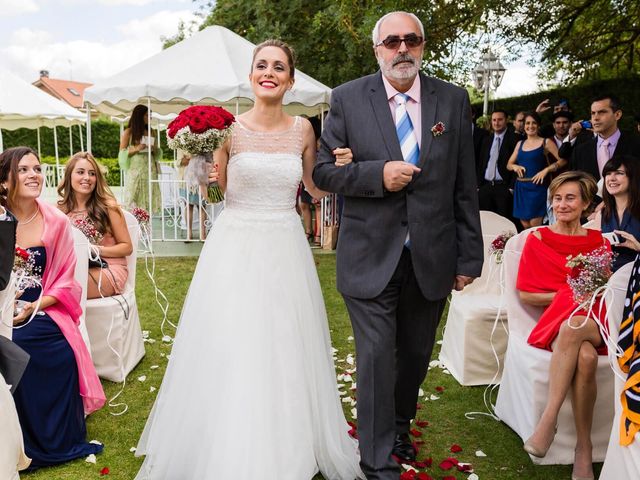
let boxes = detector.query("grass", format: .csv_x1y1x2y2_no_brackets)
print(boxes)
22,254,595,479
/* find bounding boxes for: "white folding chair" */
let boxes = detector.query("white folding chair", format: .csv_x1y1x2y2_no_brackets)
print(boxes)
439,211,516,385
71,227,92,354
495,230,615,464
84,210,145,382
0,372,31,479
600,262,640,478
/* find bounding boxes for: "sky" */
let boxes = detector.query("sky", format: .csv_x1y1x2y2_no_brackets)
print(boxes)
0,0,538,98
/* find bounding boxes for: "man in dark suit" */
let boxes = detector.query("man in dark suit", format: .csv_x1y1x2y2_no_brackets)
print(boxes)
314,11,482,479
471,106,489,170
561,94,640,180
477,109,518,220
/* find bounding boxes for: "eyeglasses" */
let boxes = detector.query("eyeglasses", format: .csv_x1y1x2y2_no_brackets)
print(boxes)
375,34,424,50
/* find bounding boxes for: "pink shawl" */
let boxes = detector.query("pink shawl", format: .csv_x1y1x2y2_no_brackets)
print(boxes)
37,199,106,414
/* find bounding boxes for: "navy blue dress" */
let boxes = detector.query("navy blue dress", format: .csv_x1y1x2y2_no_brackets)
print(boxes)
601,210,640,271
513,141,548,220
12,247,103,470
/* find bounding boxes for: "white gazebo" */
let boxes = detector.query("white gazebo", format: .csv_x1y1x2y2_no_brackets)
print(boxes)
0,69,86,181
84,25,333,244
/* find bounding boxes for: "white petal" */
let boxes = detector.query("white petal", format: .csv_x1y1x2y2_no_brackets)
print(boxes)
429,359,442,368
346,367,356,374
159,353,166,357
475,450,487,457
142,330,150,338
436,339,443,345
350,398,357,406
85,454,97,464
347,336,354,341
351,407,357,419
401,464,416,471
130,447,137,453
138,375,147,382
343,374,353,383
150,365,159,370
342,397,352,403
162,335,173,343
443,369,451,375
418,388,424,396
146,338,156,344
331,347,339,354
149,386,157,392
469,474,479,480
337,374,345,381
429,394,440,400
346,355,355,365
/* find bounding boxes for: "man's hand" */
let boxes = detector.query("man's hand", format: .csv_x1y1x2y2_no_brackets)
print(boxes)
569,121,583,140
207,163,219,184
452,275,474,291
333,147,353,166
536,99,551,113
383,161,421,192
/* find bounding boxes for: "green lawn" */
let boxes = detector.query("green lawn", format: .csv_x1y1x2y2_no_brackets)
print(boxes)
22,254,591,479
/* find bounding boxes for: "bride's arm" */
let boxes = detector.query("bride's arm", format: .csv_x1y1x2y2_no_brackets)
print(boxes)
301,118,329,200
211,137,231,193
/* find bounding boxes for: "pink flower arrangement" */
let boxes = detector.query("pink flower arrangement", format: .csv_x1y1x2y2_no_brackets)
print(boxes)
73,218,103,245
565,246,614,304
130,206,150,226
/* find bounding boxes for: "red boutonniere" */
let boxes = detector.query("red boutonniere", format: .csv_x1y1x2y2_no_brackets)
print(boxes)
431,122,445,137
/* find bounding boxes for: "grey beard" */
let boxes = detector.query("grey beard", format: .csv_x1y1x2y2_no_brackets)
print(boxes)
377,55,419,81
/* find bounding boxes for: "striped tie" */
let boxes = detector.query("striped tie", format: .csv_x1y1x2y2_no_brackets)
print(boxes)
395,93,420,166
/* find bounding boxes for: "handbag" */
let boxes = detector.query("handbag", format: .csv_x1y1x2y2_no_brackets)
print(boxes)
118,148,131,171
89,257,109,269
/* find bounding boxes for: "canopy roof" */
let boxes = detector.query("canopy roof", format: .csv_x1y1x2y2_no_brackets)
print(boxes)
84,25,331,117
0,69,85,130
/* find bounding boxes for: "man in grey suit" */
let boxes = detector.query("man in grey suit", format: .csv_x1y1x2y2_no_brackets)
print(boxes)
313,11,483,480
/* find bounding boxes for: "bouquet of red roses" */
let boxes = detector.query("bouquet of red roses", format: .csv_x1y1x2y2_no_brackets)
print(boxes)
167,106,235,203
13,246,41,290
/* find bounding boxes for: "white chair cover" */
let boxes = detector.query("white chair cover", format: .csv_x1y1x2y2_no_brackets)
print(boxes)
71,227,92,354
85,210,145,382
600,262,640,478
495,229,615,465
0,372,31,479
0,275,16,340
439,211,516,385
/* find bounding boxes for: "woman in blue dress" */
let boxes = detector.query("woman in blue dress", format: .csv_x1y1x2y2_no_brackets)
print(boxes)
595,154,640,271
0,147,105,470
507,111,565,229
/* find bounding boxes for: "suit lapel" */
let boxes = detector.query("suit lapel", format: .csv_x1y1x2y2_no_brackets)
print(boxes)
369,73,403,161
418,74,437,170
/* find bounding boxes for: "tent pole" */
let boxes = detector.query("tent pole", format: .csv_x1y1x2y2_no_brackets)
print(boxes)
85,102,92,153
147,97,153,246
79,124,84,151
0,128,3,151
69,127,73,156
37,127,41,158
53,126,60,183
235,99,239,115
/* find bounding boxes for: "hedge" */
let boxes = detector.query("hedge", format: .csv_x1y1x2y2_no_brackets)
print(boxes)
475,75,640,132
41,156,121,187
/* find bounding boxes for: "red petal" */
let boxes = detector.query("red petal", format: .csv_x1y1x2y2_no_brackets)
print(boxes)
415,420,429,428
450,444,462,453
442,477,456,480
435,386,445,392
416,403,422,410
100,467,110,475
438,457,459,470
423,457,433,467
409,428,422,437
416,473,433,480
400,471,416,480
457,463,474,472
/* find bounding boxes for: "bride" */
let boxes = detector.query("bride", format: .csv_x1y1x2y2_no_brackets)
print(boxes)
134,39,363,480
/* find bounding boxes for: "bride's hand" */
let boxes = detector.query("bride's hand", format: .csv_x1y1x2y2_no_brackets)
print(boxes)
207,163,219,184
333,147,353,167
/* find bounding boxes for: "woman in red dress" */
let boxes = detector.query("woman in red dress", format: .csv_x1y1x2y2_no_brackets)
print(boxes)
517,171,610,480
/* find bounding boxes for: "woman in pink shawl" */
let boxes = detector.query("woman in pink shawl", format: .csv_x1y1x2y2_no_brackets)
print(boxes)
0,147,105,470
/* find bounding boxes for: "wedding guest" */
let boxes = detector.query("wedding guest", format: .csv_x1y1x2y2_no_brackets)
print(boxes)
119,104,162,212
179,152,209,240
0,146,105,470
594,155,640,271
518,171,610,480
57,152,132,298
507,112,565,229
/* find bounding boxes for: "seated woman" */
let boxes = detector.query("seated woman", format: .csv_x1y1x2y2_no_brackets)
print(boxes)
593,155,640,271
58,152,132,298
517,171,610,480
0,147,105,469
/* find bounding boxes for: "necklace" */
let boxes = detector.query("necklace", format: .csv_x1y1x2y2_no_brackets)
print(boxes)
17,206,39,226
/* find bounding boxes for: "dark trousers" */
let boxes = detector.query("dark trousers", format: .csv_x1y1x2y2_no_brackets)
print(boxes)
343,248,446,480
478,181,516,226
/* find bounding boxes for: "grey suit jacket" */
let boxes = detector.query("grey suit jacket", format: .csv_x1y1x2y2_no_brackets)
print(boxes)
313,71,483,300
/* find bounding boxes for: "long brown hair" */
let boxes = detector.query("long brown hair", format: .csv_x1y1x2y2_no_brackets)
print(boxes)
602,155,640,223
127,104,149,146
57,152,121,234
0,146,40,208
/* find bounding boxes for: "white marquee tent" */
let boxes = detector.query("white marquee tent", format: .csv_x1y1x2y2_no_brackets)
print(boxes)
0,69,85,150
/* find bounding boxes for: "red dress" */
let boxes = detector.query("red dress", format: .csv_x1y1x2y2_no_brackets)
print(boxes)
517,227,610,354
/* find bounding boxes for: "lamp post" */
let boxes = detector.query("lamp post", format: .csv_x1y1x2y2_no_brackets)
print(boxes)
472,50,506,116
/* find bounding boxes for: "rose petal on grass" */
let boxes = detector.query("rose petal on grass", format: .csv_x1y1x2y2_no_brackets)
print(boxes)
161,335,172,343
100,467,110,476
438,457,459,470
149,386,156,392
442,369,451,375
137,375,147,382
347,336,354,341
436,339,443,345
457,462,474,472
416,473,433,480
415,420,429,428
475,450,487,457
469,474,480,480
85,454,97,464
418,388,424,396
150,365,159,370
450,444,462,453
346,354,355,365
435,386,445,392
429,394,440,400
351,407,357,419
129,447,137,453
409,428,422,437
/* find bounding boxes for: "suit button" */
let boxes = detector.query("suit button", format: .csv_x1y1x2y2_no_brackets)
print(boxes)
401,221,408,226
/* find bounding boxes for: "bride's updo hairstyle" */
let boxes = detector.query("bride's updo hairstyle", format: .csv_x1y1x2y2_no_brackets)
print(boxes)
251,39,296,79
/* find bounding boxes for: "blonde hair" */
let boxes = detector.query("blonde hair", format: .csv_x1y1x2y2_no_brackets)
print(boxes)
548,171,597,206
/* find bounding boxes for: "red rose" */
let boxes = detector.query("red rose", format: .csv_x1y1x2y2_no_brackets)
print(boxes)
189,115,208,134
206,111,225,130
15,247,29,260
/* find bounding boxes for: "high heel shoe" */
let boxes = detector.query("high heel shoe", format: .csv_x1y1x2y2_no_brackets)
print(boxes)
523,426,557,458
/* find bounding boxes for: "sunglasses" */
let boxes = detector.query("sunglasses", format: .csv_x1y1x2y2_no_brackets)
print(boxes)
376,34,424,50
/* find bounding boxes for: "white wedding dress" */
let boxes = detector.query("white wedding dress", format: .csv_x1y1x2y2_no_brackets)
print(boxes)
135,117,363,480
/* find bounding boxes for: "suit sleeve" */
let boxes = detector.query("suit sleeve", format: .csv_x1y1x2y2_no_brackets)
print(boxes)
313,88,386,198
454,92,483,277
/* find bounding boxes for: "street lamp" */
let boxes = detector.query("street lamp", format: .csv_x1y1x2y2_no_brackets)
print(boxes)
472,50,506,116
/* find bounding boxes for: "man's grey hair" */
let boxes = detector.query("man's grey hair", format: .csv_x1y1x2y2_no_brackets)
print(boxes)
371,11,425,46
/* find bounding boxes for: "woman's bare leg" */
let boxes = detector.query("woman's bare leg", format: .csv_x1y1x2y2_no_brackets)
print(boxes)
571,341,598,478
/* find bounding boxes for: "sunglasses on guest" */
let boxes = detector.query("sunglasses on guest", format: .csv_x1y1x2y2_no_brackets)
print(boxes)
375,34,424,49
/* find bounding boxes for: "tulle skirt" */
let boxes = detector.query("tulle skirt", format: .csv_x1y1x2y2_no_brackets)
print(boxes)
135,207,363,479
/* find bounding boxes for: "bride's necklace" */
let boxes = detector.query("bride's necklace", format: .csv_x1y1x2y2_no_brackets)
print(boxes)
17,206,40,226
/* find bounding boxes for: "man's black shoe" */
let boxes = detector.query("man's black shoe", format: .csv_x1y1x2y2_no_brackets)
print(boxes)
392,433,416,462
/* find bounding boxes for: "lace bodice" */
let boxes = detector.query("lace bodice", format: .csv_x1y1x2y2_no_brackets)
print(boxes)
226,116,303,214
